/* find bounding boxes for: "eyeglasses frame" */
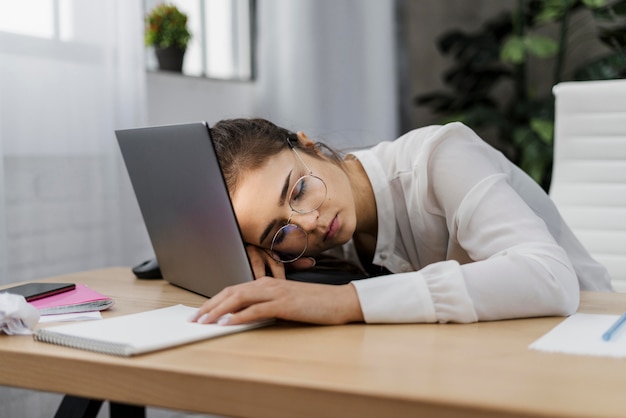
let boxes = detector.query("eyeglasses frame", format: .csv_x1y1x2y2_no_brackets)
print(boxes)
269,137,327,263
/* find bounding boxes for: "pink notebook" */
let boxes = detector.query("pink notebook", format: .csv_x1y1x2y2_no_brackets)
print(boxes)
30,284,114,315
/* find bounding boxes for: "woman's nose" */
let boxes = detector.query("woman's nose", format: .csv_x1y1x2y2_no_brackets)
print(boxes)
292,210,319,232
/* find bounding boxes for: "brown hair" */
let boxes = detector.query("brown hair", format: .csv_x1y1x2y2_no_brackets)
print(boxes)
210,118,343,194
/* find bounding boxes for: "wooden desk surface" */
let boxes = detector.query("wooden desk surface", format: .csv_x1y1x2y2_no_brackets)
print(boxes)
1,268,626,418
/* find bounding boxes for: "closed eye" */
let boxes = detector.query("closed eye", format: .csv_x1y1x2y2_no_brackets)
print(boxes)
259,169,293,245
292,176,308,203
273,227,287,245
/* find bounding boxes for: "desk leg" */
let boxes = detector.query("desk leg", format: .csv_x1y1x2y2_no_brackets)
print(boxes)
55,396,145,418
54,395,103,418
109,402,145,418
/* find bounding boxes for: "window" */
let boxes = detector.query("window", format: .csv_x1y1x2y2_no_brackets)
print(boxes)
0,0,72,40
144,0,255,81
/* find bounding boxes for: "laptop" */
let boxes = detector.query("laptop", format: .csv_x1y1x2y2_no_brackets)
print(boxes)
116,122,254,297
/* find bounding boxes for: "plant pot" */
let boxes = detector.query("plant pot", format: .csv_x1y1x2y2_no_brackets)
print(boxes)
155,46,186,72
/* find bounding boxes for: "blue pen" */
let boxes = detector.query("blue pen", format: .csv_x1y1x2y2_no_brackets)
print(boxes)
602,312,626,341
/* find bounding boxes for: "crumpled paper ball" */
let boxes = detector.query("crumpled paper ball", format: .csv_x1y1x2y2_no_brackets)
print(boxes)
0,292,40,335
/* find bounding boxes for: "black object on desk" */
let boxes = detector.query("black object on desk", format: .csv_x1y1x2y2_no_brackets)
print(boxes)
131,257,366,285
1,282,76,301
131,258,162,280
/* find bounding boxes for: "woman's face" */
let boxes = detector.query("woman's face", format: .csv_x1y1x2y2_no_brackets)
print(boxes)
231,146,357,258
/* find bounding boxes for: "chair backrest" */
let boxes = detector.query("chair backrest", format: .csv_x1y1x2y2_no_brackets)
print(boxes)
550,79,626,292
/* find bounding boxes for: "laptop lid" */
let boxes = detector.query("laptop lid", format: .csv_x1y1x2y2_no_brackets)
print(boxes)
115,122,254,297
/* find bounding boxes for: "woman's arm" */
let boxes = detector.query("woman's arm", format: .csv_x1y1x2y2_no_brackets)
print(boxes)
353,123,580,323
191,277,363,325
444,173,579,321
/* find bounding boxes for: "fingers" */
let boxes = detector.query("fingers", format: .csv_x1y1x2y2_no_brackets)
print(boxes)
219,301,276,325
246,245,286,279
246,245,269,279
192,277,274,324
265,258,286,280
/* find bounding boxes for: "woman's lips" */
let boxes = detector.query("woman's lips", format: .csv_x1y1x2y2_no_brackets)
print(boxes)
324,215,339,241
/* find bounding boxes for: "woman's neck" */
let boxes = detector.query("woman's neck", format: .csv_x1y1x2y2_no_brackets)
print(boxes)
344,157,377,238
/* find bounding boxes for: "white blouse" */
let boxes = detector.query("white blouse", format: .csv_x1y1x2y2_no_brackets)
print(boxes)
345,122,612,323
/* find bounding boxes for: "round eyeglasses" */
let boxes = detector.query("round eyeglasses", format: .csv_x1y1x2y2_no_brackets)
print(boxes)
270,141,327,263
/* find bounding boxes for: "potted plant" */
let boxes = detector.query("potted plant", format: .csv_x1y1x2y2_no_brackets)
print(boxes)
145,3,192,72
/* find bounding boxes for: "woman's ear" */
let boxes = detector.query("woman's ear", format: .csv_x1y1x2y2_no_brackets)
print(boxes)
296,132,323,155
296,131,315,148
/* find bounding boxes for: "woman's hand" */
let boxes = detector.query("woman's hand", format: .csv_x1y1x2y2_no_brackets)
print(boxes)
191,277,364,325
246,245,286,279
246,245,317,279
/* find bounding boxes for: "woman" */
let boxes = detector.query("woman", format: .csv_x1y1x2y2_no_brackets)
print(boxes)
193,118,612,326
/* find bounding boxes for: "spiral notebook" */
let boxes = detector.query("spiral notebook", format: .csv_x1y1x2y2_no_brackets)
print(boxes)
34,305,274,356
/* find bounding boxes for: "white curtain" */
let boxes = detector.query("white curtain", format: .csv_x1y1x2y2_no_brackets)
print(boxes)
255,0,398,149
0,1,151,416
0,93,6,281
0,0,150,285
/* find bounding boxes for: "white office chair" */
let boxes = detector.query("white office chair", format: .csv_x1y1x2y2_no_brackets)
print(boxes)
550,79,626,292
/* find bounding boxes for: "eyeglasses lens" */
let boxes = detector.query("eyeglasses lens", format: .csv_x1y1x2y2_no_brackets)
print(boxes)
289,175,326,212
271,224,308,262
270,175,327,262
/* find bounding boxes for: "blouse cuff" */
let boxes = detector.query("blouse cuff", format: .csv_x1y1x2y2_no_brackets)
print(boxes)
420,260,478,323
351,272,437,323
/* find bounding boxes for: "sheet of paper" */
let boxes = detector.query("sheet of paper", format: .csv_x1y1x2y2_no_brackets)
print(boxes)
39,311,102,323
529,313,626,358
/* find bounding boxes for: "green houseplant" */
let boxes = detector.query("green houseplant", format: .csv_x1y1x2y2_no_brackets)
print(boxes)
415,0,626,191
145,3,192,72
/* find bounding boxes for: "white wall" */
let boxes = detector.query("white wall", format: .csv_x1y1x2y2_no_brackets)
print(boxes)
254,0,398,149
145,72,257,126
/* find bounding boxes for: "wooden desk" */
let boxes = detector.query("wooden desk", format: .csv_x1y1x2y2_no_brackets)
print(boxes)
1,268,626,418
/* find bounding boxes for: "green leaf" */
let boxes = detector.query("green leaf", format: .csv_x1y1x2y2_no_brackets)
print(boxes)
145,4,192,49
501,35,558,63
535,0,578,24
530,119,554,145
523,35,559,59
583,0,608,8
501,36,526,64
535,7,564,24
512,127,533,147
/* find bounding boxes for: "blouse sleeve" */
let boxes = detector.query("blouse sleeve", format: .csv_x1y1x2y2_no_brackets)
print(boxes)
352,123,580,323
